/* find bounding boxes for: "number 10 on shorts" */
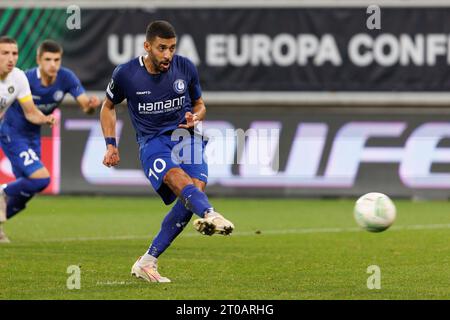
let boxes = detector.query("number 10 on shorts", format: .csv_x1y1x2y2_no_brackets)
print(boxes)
148,158,167,181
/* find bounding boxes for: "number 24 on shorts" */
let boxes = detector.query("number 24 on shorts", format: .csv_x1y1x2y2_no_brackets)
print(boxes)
20,149,39,166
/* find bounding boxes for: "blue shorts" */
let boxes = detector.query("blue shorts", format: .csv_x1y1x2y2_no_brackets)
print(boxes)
139,132,208,205
0,134,44,178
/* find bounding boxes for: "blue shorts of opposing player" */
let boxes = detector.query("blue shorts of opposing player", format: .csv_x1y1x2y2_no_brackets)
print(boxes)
140,131,208,205
0,131,44,178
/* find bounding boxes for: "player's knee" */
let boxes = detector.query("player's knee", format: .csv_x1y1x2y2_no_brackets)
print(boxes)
192,179,206,192
163,168,191,189
29,167,50,179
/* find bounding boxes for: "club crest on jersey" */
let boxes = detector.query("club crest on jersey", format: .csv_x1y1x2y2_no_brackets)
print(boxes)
173,79,186,94
53,90,64,101
8,86,14,94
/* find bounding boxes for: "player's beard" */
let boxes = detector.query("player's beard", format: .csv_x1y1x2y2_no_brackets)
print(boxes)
149,54,170,73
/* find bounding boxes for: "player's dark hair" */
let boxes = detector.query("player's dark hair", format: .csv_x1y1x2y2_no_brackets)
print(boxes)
37,39,63,57
146,20,176,41
0,36,17,45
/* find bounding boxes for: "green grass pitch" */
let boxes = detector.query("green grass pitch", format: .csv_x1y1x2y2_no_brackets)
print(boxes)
0,196,449,299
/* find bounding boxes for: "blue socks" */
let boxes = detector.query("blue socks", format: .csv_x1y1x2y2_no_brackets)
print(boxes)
179,184,213,218
148,185,214,258
6,193,34,219
148,200,193,258
4,177,50,219
4,177,50,196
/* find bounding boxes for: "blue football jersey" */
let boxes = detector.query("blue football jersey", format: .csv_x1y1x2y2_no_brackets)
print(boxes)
3,67,85,138
105,55,202,144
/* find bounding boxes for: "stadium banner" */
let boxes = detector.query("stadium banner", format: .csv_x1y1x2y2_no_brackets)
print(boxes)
59,104,450,199
2,7,450,92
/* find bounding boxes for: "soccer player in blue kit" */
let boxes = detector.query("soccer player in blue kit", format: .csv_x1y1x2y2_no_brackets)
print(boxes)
0,40,100,242
101,21,234,283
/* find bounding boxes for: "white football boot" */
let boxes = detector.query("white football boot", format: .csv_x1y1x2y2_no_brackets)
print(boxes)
131,257,171,283
193,211,234,236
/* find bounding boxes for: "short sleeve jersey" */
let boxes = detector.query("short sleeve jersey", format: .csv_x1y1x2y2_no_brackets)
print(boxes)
105,55,202,144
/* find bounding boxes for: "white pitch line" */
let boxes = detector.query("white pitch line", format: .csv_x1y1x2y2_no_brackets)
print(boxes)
31,223,450,243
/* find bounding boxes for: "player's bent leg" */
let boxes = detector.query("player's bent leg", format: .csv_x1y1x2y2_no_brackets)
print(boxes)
187,178,234,236
2,167,51,220
0,172,50,244
131,178,232,281
179,137,235,235
162,167,194,196
132,178,209,282
164,168,213,217
164,168,235,236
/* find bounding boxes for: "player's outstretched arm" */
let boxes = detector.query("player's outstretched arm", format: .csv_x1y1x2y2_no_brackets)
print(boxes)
76,93,101,115
100,97,120,167
19,98,56,127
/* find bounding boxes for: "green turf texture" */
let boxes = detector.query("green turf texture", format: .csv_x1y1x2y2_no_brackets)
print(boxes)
0,196,449,300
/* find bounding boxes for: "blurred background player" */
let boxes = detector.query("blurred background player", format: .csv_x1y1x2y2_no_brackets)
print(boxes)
101,20,234,283
0,39,100,243
0,36,56,243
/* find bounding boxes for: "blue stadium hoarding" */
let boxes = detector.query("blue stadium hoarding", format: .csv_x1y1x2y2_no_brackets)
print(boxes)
58,105,450,199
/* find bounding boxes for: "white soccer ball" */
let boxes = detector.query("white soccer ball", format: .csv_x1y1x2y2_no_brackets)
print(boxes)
353,192,396,232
